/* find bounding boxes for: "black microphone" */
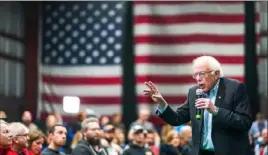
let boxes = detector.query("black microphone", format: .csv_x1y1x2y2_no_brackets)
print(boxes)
196,89,204,120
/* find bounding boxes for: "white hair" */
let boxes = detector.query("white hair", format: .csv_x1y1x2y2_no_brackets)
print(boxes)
81,117,99,131
193,56,224,77
9,122,29,136
0,119,8,128
180,125,192,136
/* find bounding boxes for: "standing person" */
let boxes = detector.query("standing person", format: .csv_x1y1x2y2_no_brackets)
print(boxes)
143,56,252,155
41,125,67,155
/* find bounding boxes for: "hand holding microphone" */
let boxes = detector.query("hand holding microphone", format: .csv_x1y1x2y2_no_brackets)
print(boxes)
195,89,217,119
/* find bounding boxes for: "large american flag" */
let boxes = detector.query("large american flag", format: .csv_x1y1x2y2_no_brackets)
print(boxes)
38,1,260,116
39,2,124,116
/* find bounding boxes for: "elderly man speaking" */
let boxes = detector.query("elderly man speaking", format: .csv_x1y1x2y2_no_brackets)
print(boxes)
143,56,252,155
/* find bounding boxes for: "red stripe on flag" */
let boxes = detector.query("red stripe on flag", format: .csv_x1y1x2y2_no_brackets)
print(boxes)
134,1,243,4
136,76,244,84
135,55,244,64
135,14,245,24
135,35,249,44
42,75,121,85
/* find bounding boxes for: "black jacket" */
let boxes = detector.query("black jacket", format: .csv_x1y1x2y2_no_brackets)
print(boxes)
157,78,252,155
71,140,107,155
123,143,154,155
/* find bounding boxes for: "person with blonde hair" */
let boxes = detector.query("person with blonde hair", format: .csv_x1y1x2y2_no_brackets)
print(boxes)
144,55,252,155
0,120,12,155
160,130,181,155
28,130,45,155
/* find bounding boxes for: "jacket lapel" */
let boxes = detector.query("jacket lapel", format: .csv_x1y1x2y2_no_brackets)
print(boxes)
215,78,225,107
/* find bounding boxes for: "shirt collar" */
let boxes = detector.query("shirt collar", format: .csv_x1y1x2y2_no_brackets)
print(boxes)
210,78,220,95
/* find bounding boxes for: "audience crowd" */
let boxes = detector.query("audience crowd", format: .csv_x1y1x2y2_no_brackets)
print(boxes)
0,107,267,155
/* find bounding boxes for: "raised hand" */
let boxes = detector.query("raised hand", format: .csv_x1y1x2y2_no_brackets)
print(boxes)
143,81,164,103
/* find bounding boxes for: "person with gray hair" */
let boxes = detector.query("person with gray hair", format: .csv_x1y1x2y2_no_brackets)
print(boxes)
0,120,12,154
71,115,108,155
4,122,30,154
144,55,252,155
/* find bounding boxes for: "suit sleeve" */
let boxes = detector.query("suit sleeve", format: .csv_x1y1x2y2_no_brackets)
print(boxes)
157,91,191,126
213,83,253,131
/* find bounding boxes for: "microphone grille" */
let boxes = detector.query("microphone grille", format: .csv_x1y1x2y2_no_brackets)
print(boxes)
196,89,204,95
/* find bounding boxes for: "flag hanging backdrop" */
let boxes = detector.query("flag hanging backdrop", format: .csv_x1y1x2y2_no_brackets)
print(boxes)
134,1,260,110
38,1,260,117
38,2,125,116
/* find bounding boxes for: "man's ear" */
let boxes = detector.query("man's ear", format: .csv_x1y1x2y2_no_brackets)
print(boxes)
13,136,19,144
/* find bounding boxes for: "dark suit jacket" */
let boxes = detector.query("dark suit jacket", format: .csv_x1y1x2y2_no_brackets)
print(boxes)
157,77,252,155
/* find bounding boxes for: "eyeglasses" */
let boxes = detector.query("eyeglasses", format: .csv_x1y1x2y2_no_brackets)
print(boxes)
192,70,215,79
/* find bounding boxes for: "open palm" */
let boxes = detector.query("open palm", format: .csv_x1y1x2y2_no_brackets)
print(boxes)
143,81,164,103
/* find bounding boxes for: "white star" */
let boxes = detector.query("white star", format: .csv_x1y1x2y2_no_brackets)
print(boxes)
101,4,108,10
65,50,71,58
93,37,100,44
108,10,115,17
94,23,100,30
101,44,107,51
101,30,108,37
92,50,99,57
72,44,79,51
65,24,72,31
52,37,58,44
79,50,86,57
107,50,114,57
99,57,107,64
85,57,92,64
115,30,122,37
115,17,122,23
72,31,79,38
86,44,93,50
108,37,115,44
115,44,122,50
114,57,121,64
65,37,72,45
71,57,78,64
44,57,50,63
80,37,86,44
72,18,79,24
94,10,100,16
80,24,87,31
108,24,115,30
87,3,94,10
58,44,65,51
73,4,79,11
52,24,59,31
86,30,93,37
57,57,64,64
80,11,86,17
51,50,57,57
